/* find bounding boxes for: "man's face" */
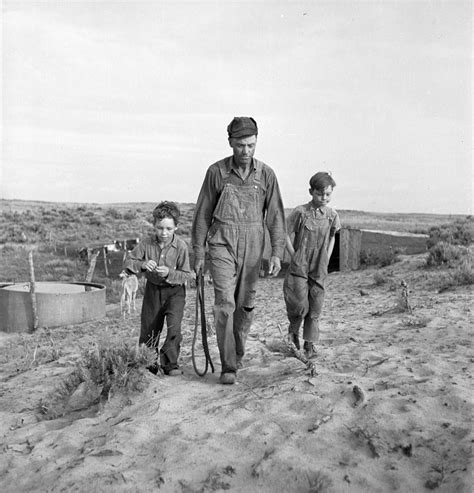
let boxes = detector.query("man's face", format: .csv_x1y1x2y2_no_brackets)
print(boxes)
229,135,257,168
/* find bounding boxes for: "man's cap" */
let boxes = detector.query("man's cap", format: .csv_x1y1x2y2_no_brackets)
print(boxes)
227,116,258,139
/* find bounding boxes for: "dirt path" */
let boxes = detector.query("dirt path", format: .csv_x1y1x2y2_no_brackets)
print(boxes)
0,254,472,492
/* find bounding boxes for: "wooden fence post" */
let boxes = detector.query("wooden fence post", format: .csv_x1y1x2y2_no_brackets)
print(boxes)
85,250,100,283
103,247,109,277
122,239,127,262
28,250,39,331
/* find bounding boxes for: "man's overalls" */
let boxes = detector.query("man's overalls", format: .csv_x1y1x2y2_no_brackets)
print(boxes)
283,207,331,344
207,161,264,375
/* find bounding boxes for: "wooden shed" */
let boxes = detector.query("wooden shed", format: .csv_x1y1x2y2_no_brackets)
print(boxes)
331,227,429,271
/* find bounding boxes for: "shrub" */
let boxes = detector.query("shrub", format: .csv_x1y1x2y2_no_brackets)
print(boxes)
426,242,469,267
80,340,153,395
88,216,103,227
361,248,399,267
106,208,122,220
40,338,155,419
427,218,473,248
123,210,137,220
436,258,474,292
373,270,392,285
450,258,474,285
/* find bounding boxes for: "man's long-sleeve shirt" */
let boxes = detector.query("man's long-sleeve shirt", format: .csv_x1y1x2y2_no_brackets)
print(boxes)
124,234,191,286
191,156,286,261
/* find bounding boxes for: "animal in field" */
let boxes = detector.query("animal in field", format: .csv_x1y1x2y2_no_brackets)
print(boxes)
119,270,139,316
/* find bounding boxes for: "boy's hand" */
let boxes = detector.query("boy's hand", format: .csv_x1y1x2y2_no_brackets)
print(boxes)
142,260,158,272
268,256,281,277
154,266,169,277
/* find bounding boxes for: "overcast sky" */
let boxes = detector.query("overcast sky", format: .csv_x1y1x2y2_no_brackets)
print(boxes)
1,0,472,214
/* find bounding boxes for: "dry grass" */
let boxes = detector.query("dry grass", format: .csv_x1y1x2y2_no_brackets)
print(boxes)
373,270,394,286
426,242,470,267
0,328,63,372
424,219,473,292
434,257,474,292
337,209,469,234
361,247,400,267
426,217,473,248
40,335,156,419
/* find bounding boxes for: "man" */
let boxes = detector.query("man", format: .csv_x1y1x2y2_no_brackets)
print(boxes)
192,116,286,385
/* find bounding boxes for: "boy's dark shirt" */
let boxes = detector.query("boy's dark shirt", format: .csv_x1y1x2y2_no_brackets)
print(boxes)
124,234,191,286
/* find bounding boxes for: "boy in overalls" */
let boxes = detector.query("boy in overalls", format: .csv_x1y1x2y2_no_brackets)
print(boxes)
284,172,341,359
192,117,286,384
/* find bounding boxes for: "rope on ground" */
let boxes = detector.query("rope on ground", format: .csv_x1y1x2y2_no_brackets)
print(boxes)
192,271,215,377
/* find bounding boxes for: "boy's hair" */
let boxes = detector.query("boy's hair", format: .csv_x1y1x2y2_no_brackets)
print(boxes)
152,201,180,225
309,172,336,191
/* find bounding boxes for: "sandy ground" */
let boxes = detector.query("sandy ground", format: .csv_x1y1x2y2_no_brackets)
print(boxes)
0,253,472,492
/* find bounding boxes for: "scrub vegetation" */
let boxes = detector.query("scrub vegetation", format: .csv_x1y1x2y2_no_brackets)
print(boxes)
424,219,474,292
0,200,472,492
40,336,155,420
1,200,471,298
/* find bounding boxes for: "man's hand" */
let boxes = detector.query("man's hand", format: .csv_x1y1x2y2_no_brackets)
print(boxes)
155,265,169,277
268,256,281,277
194,258,205,275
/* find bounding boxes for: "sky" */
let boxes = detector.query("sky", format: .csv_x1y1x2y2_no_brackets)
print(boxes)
1,0,472,214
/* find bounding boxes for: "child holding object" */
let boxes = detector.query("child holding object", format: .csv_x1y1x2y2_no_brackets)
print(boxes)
283,172,341,359
124,201,191,376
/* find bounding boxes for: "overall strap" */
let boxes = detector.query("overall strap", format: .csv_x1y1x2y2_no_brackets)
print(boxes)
294,209,310,250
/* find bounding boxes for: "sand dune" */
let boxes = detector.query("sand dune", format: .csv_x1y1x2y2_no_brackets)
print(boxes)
0,253,472,492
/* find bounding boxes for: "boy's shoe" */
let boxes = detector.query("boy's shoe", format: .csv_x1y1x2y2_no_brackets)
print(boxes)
167,369,182,377
236,356,243,369
303,341,316,359
288,332,300,350
219,372,236,385
146,362,161,375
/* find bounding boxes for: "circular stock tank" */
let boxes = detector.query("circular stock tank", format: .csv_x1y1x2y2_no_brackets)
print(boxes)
0,282,106,333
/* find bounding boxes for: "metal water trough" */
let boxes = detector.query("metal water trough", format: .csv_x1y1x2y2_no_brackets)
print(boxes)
0,282,106,333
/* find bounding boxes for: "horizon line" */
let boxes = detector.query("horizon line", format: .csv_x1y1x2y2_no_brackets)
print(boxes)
0,197,471,218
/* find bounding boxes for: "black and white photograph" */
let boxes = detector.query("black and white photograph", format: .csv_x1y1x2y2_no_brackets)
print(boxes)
1,1,472,491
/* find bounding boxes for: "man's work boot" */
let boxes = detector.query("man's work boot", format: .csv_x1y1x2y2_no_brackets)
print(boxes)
146,362,162,376
303,341,316,359
219,372,236,385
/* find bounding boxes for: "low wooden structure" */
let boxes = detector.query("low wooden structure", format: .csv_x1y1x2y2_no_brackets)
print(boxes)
263,227,428,273
339,228,429,271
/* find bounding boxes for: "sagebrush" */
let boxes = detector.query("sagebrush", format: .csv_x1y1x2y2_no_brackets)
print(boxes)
40,338,155,419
